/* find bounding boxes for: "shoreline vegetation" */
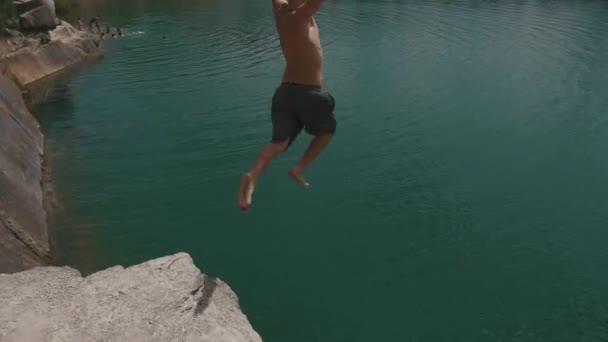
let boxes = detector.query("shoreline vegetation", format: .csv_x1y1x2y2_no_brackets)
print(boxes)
1,0,124,40
1,0,79,27
55,0,79,16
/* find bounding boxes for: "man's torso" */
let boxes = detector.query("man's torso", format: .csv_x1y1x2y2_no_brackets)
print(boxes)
274,10,323,87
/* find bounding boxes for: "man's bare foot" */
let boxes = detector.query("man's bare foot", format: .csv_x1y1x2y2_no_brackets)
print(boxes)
238,172,255,211
289,167,310,189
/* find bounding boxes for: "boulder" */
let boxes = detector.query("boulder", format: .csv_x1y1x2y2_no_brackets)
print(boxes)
0,253,263,342
19,0,57,31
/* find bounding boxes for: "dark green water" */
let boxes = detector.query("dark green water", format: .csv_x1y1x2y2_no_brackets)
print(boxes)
33,0,608,341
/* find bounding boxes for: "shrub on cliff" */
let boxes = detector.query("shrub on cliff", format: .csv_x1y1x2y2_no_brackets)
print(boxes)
0,0,17,29
55,0,79,17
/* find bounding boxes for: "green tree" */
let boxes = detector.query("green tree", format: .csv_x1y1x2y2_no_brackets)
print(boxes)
55,0,80,17
0,0,16,29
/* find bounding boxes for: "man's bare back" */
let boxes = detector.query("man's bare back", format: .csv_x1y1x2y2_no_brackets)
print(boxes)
274,0,324,86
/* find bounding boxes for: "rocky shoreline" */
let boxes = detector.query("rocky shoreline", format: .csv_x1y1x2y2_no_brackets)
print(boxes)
1,21,101,87
0,4,261,341
0,19,100,273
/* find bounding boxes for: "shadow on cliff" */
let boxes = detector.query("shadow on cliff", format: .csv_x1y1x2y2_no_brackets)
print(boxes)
24,70,103,276
42,151,100,275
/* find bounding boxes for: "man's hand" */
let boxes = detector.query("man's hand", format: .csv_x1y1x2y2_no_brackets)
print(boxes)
273,0,323,18
274,0,289,13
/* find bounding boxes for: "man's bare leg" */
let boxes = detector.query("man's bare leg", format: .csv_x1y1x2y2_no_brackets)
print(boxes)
238,140,289,211
289,133,333,188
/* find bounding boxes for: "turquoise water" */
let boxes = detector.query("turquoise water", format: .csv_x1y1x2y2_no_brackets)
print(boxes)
33,0,608,340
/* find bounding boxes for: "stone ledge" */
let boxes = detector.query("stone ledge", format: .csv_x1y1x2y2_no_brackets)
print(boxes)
0,253,263,342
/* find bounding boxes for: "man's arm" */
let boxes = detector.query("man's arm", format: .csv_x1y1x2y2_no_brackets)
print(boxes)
273,0,323,18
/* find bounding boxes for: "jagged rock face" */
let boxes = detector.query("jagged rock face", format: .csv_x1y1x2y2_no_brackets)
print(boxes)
0,75,49,273
0,20,100,273
19,0,57,31
0,253,263,342
1,21,100,87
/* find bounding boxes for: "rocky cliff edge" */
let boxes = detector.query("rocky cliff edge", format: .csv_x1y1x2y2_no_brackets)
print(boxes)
1,20,101,87
0,20,100,273
0,253,263,342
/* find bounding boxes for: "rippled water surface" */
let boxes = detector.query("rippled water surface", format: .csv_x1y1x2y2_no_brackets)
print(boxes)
33,0,608,341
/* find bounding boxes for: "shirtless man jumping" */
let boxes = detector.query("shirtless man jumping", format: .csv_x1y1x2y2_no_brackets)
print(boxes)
238,0,336,211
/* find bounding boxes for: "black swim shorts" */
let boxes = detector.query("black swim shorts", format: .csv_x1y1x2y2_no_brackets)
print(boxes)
270,82,336,148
